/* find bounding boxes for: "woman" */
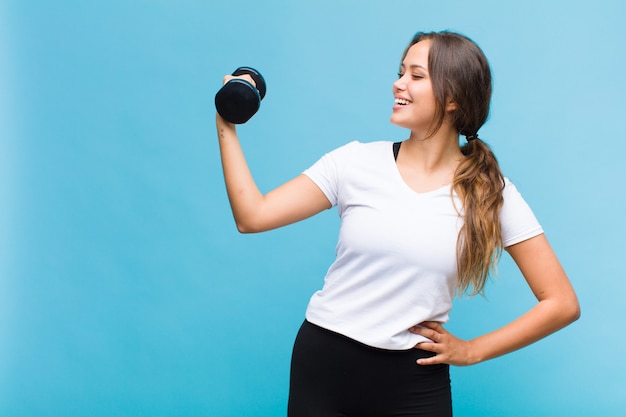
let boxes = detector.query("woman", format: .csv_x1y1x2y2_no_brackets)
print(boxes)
216,31,580,417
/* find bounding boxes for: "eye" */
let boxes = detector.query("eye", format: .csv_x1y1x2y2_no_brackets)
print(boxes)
397,72,424,80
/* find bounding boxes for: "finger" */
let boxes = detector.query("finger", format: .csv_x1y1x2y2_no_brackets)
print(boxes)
409,325,423,334
419,321,444,331
411,327,442,343
408,325,424,333
415,344,446,365
240,74,255,87
223,74,255,87
409,324,438,334
415,342,435,351
417,354,445,366
415,342,447,355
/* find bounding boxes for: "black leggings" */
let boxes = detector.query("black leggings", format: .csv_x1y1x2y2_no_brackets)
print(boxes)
288,321,452,417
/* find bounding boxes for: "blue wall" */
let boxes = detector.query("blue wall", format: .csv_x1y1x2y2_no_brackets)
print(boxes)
2,0,625,415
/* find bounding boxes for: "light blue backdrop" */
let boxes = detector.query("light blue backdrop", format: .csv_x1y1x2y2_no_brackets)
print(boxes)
2,0,625,416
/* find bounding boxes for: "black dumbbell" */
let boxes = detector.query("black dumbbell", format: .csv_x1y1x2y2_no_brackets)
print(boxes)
215,67,266,124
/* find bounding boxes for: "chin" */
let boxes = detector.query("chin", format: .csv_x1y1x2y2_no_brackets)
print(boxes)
389,115,409,129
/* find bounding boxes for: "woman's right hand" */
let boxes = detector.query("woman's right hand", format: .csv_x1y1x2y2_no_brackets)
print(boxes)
222,73,256,88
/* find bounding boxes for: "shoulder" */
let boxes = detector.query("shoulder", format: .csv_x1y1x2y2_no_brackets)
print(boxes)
502,177,515,193
500,177,543,246
502,177,527,200
501,177,532,209
306,140,394,180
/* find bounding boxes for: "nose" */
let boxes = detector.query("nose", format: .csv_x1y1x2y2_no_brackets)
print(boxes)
393,76,406,92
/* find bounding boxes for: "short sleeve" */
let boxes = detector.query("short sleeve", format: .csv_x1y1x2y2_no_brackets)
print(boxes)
302,141,358,207
500,178,544,247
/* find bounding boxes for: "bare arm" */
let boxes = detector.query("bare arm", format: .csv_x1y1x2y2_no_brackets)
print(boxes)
411,233,580,366
216,114,331,233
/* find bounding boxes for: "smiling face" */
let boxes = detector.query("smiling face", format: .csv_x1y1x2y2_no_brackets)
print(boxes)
390,40,441,136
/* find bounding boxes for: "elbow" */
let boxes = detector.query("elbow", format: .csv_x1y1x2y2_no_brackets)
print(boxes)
235,221,256,234
569,300,582,324
544,294,581,330
230,211,258,233
560,297,581,327
233,210,277,234
237,225,258,234
234,218,264,234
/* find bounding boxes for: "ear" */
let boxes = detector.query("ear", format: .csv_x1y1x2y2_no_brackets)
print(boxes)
445,98,458,112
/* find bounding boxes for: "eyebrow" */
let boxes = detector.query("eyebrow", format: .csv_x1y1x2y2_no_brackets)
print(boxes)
400,63,427,71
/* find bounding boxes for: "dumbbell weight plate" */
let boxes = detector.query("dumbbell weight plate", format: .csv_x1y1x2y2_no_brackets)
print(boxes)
232,67,266,99
215,78,261,124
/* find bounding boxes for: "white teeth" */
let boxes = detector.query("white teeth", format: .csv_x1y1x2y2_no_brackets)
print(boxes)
395,98,411,105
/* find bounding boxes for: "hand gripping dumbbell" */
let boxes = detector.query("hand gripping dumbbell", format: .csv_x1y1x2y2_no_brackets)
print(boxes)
215,67,266,124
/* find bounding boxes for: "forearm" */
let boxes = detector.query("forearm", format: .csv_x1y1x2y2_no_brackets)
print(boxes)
468,296,580,364
216,114,264,232
466,234,582,364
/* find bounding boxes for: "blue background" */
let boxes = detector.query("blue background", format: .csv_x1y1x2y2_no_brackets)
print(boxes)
2,0,625,415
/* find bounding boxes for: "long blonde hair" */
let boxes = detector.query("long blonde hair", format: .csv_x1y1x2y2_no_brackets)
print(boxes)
405,31,505,295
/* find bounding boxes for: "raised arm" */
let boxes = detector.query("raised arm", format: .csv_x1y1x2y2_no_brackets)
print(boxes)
411,233,580,366
216,114,331,233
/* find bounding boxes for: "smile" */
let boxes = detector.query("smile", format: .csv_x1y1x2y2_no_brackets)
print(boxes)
394,98,412,105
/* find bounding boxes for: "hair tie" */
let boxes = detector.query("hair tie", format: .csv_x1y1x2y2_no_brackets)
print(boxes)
466,134,479,142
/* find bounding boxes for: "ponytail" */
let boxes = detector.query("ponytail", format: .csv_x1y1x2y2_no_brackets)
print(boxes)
404,31,504,295
453,137,505,295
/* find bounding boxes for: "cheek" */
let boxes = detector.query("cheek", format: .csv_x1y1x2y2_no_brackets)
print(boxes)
411,90,437,112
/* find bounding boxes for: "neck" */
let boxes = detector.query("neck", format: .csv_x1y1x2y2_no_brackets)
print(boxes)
402,126,463,172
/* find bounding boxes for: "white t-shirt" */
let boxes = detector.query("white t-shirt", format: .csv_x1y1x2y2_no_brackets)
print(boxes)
302,141,543,350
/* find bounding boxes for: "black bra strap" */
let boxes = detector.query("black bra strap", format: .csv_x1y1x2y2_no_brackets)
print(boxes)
393,141,401,161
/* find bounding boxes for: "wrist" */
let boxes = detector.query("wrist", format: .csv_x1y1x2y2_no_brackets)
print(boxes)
216,113,237,140
466,339,485,365
216,112,235,128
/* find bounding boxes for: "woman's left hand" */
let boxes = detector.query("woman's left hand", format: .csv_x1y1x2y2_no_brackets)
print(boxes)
409,321,476,366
